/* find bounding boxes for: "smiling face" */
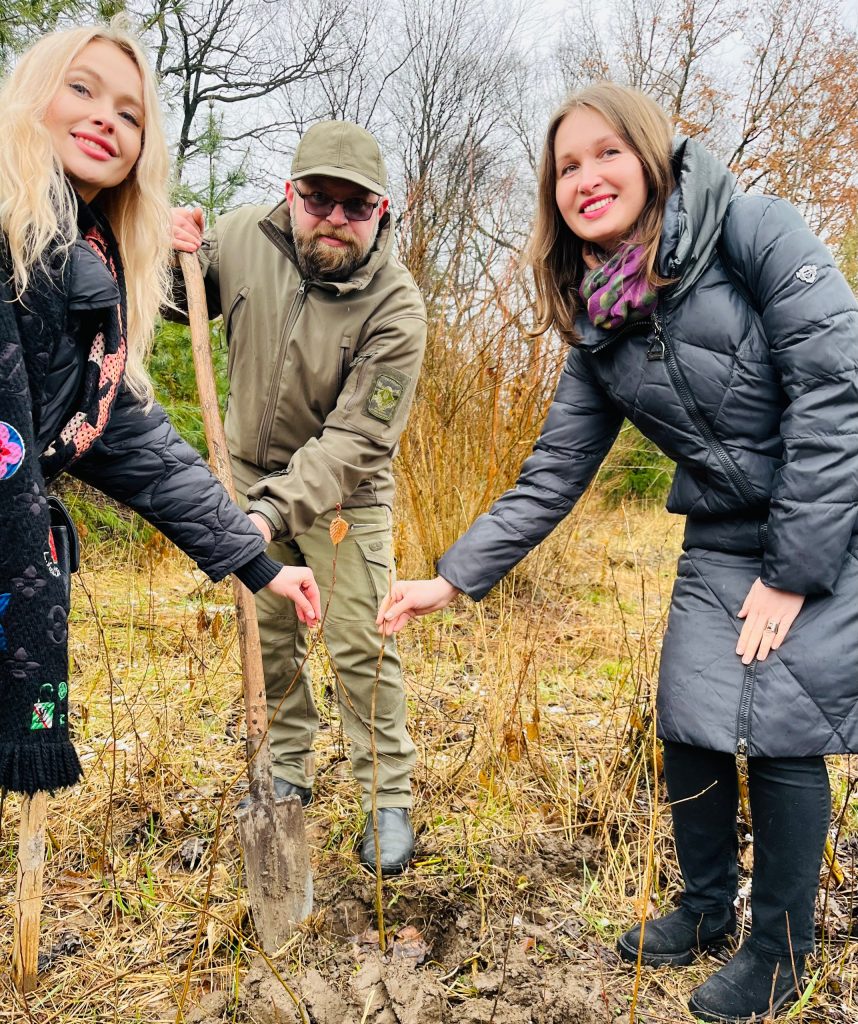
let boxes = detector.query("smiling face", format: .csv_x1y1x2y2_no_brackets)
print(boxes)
553,106,648,252
286,175,388,281
44,39,144,204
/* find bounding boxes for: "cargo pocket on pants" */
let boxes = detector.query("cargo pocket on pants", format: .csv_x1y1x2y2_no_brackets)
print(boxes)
355,537,394,608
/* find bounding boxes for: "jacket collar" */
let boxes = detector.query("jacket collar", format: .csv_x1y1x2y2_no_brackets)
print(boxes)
257,196,394,295
658,137,736,302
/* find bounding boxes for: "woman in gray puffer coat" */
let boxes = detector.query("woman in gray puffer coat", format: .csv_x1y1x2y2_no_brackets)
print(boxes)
378,83,858,1023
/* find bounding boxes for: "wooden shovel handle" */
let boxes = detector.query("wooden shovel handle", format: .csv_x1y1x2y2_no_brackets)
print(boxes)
179,251,272,793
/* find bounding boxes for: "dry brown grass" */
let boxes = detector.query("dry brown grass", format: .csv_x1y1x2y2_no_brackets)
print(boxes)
1,495,855,1022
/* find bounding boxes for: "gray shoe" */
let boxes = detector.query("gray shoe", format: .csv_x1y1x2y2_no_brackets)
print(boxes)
237,777,312,810
359,807,414,876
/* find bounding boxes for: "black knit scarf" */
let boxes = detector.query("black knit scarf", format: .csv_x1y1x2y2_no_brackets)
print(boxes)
0,200,126,793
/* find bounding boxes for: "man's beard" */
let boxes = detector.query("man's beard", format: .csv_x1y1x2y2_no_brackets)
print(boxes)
293,222,376,282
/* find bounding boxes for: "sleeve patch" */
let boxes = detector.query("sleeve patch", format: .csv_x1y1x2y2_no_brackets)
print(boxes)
0,421,25,480
364,367,410,424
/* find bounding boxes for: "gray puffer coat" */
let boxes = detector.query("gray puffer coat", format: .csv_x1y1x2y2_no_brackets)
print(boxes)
438,138,858,758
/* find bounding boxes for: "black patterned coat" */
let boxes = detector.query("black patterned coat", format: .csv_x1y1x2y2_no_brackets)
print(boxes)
0,206,269,793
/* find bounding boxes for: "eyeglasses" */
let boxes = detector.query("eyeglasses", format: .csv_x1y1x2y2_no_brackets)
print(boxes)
292,185,381,223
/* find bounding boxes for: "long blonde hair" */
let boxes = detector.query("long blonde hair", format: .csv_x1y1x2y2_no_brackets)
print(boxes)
528,83,674,345
0,22,171,402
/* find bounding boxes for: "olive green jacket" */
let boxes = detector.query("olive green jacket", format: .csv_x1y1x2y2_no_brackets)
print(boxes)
173,200,426,542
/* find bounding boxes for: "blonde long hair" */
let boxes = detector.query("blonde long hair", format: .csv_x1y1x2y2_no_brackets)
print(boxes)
0,22,171,402
528,83,674,345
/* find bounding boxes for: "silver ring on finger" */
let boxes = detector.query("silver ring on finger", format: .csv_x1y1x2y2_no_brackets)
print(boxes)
764,619,779,635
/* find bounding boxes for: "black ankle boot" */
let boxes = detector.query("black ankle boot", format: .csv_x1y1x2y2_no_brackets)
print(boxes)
237,777,312,811
617,905,736,967
688,943,805,1022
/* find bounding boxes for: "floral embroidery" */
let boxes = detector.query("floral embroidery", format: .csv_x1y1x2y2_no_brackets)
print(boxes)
47,606,68,645
6,647,40,681
12,565,46,599
0,421,25,480
14,482,47,517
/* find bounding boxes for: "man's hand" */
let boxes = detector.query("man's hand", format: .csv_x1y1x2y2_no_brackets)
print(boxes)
265,566,321,626
171,207,205,253
376,576,460,636
736,577,805,665
248,511,273,543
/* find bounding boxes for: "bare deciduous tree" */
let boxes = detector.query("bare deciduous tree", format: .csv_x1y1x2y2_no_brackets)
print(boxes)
133,0,352,187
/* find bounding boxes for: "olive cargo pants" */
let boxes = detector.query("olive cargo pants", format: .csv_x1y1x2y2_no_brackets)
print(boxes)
235,481,415,811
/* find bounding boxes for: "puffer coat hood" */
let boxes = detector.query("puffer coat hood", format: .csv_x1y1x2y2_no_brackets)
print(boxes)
439,138,858,757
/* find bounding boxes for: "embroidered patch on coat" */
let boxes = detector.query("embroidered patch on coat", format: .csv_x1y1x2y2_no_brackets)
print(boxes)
0,421,25,480
796,264,818,284
44,531,61,577
31,701,55,730
364,367,410,424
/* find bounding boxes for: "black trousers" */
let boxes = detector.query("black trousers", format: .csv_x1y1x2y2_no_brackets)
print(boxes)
662,741,830,956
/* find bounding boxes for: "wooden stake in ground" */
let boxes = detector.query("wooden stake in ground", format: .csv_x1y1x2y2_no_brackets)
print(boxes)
12,791,47,992
180,251,313,951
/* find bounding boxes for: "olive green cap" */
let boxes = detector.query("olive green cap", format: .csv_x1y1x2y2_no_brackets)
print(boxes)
291,120,387,196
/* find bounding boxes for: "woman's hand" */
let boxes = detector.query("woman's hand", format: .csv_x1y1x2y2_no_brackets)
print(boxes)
171,206,205,253
376,576,461,636
736,577,805,665
265,566,321,626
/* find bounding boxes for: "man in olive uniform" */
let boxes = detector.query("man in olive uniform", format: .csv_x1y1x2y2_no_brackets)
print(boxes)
171,122,427,874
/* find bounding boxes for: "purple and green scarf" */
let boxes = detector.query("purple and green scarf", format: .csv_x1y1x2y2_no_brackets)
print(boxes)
579,244,657,329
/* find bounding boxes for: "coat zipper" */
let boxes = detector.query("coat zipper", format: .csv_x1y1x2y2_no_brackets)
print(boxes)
590,317,652,355
344,353,371,411
652,309,759,507
255,280,309,466
736,660,756,761
337,337,352,391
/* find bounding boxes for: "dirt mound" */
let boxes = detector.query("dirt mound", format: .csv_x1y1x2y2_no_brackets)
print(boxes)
486,833,603,886
184,831,619,1024
187,948,612,1024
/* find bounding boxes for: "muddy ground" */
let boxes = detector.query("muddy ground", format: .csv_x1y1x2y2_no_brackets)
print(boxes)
185,833,626,1024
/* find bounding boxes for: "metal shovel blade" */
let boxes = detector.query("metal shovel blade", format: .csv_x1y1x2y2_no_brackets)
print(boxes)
235,790,313,952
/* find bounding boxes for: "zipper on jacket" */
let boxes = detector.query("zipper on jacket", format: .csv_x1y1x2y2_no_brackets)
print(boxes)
655,309,759,507
337,336,352,391
344,353,371,411
736,660,756,763
256,280,310,467
590,317,652,355
646,313,665,361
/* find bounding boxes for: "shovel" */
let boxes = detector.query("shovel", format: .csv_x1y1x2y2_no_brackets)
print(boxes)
179,251,313,951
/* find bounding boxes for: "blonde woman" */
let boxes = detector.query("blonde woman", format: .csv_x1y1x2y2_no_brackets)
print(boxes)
0,24,320,797
379,83,858,1022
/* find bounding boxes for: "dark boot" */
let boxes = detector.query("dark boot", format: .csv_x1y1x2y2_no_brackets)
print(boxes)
617,905,736,967
359,807,414,876
236,776,312,810
688,943,805,1022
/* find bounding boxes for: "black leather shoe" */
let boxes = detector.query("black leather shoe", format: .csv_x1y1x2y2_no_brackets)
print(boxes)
617,905,736,967
359,808,414,876
236,777,312,811
689,943,805,1022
